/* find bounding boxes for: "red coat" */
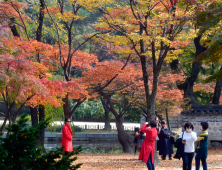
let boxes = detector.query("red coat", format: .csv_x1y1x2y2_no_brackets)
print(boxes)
139,123,157,163
62,124,73,152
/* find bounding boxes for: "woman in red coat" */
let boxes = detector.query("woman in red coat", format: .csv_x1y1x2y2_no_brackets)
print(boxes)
62,118,73,155
139,120,157,170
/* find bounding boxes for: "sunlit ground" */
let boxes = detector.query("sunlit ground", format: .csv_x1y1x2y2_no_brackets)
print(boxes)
73,148,222,170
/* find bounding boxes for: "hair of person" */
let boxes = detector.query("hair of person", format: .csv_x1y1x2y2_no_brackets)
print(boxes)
161,120,166,125
150,120,157,127
184,122,194,130
64,118,70,123
201,121,208,130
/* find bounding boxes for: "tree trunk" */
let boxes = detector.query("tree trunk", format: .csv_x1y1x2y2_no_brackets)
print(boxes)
212,79,222,104
9,19,20,37
165,108,171,131
30,106,41,147
154,141,160,163
0,117,8,133
116,116,134,153
39,105,46,153
30,106,39,126
36,0,45,42
63,94,70,119
101,98,111,130
177,35,207,105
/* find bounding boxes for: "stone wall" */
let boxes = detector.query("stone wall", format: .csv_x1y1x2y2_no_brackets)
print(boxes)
140,114,184,129
169,115,183,128
181,115,222,143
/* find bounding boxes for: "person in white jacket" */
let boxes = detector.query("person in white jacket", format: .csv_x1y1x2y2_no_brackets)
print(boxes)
179,122,197,170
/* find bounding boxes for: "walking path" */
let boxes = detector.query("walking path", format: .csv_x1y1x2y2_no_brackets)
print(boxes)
74,149,222,169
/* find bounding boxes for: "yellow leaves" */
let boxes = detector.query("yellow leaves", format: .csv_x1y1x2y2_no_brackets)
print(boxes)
104,35,130,45
76,0,116,12
57,12,85,22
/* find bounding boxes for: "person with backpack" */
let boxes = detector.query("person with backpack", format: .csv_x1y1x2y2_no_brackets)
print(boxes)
158,120,174,160
195,122,209,170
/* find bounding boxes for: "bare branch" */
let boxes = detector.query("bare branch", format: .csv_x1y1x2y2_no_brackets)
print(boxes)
45,2,64,68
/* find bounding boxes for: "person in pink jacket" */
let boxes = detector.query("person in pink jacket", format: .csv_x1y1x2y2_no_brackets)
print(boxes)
62,118,73,155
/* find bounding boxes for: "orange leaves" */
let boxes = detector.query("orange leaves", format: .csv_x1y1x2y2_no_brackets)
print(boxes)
72,51,98,69
0,0,29,24
0,37,90,108
170,40,191,49
193,82,215,93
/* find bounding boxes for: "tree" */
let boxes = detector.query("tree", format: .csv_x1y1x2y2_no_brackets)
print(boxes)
95,0,196,122
0,114,82,170
80,60,184,152
43,0,117,119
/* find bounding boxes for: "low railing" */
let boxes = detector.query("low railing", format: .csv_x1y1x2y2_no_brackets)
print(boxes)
75,124,136,131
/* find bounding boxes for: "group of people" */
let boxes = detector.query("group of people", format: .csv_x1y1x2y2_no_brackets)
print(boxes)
62,117,209,170
137,116,209,170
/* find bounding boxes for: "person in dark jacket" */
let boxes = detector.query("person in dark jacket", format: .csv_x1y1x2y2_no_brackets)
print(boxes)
195,121,209,170
158,120,174,160
134,128,140,155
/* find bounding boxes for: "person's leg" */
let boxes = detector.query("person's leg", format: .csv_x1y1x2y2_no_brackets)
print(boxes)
182,153,188,170
195,159,200,170
146,154,155,170
187,152,194,170
162,155,166,160
201,157,207,170
169,154,172,160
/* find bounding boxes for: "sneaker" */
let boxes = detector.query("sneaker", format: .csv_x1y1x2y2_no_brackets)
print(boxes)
169,157,173,160
162,157,166,160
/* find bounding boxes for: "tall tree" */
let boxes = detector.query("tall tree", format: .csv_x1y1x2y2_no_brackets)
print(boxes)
96,0,195,122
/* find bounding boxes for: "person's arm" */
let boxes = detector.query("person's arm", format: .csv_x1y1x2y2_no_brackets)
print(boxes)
141,123,152,134
197,136,205,142
63,126,72,141
191,132,197,142
160,129,170,138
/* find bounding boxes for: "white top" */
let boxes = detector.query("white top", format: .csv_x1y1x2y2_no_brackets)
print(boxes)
179,131,197,153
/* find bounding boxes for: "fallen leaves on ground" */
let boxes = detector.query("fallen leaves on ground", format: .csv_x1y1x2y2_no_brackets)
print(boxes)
73,148,222,170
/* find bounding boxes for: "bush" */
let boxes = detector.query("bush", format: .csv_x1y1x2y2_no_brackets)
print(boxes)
0,114,83,170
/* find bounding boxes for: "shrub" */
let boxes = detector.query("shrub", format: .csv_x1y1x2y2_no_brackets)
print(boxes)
0,114,83,170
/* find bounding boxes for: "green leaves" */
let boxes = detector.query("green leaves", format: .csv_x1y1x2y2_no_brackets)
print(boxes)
0,114,83,170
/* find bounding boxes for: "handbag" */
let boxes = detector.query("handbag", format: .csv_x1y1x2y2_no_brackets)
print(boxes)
173,132,185,160
174,132,184,148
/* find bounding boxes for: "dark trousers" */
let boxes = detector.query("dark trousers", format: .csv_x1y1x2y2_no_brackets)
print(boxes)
162,154,172,159
146,154,155,170
64,151,68,155
182,152,194,170
196,158,207,170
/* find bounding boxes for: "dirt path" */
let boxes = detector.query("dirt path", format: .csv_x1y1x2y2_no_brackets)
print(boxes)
74,148,222,170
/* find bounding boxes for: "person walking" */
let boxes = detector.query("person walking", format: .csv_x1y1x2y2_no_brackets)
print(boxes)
180,122,197,170
139,120,157,170
195,122,209,170
158,120,174,160
62,118,73,155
